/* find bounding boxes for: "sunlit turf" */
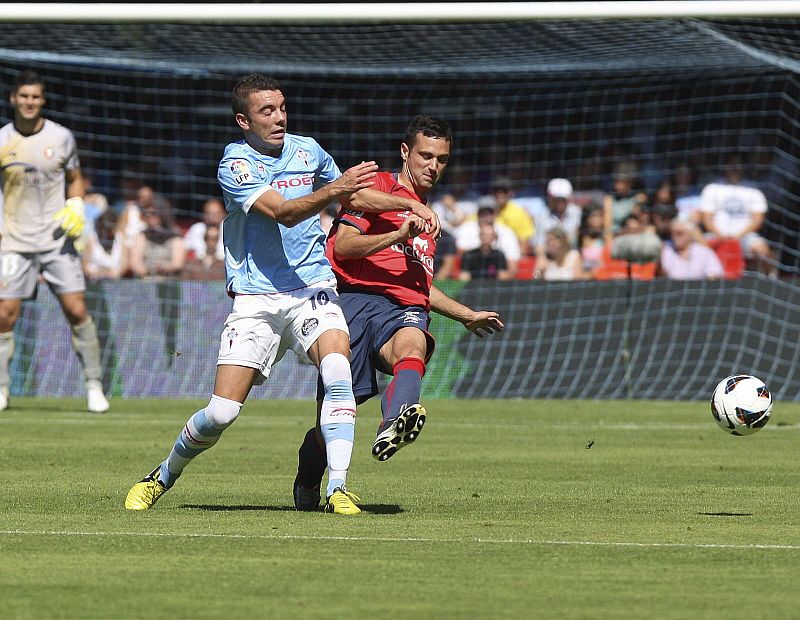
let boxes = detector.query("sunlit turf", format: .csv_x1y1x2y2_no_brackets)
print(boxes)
1,397,799,619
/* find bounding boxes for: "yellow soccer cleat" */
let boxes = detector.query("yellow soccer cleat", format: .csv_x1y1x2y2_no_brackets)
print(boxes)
324,487,362,515
125,465,169,510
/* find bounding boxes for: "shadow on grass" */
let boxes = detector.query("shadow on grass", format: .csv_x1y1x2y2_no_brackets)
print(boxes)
8,403,86,413
181,504,295,512
359,504,403,515
698,512,753,516
180,504,404,514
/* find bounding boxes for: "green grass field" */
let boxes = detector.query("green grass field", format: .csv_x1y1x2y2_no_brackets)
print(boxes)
1,397,799,619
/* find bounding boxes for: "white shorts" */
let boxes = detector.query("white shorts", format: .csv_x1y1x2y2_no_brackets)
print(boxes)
217,278,349,385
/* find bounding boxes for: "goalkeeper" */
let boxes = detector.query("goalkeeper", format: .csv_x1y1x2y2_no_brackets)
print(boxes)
0,70,108,412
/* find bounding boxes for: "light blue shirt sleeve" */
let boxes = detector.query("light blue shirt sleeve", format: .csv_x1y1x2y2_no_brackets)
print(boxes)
314,141,341,185
218,149,271,213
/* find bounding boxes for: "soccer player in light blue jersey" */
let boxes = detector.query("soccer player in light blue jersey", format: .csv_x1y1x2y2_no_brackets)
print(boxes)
126,74,439,514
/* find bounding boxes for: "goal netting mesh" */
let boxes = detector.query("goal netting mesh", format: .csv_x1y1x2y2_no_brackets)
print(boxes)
1,15,799,400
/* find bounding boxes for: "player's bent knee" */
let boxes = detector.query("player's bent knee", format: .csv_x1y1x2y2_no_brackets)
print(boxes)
319,352,352,387
205,394,243,428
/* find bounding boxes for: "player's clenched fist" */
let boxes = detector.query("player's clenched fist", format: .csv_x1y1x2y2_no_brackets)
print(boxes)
54,196,86,238
397,214,427,241
335,161,378,195
408,202,441,239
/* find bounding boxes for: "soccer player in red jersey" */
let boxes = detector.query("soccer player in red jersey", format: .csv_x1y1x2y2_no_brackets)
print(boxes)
294,115,504,510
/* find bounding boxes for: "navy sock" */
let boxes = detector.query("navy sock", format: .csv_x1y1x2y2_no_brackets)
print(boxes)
296,426,326,489
380,357,425,432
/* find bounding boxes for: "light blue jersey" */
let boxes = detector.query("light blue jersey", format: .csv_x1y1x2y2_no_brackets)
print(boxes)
217,133,341,294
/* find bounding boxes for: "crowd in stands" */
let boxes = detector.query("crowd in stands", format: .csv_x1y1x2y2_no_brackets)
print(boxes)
81,153,774,283
81,183,225,282
430,153,775,282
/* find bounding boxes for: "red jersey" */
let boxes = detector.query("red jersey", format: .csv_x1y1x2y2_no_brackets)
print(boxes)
326,171,436,310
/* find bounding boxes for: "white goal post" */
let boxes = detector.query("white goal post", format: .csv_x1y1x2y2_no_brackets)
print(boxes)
1,2,800,22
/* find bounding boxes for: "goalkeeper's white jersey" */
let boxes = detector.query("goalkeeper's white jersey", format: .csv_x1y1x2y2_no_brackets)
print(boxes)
0,119,79,253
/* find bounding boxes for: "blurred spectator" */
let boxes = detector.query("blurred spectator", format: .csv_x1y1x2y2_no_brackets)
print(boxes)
671,161,702,225
531,177,583,264
184,197,225,260
699,154,775,276
579,205,606,274
433,230,459,280
431,165,478,235
538,227,585,281
111,170,142,214
594,214,658,281
319,201,339,236
660,220,723,280
128,200,186,278
644,180,678,241
82,172,110,226
82,208,127,280
455,195,521,278
182,224,226,281
458,224,511,281
602,160,647,242
491,176,535,255
431,192,469,237
117,184,154,254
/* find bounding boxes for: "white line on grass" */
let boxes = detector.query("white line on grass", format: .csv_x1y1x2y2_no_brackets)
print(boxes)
1,529,798,550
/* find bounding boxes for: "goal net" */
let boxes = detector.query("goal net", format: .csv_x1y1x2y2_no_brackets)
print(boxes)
1,8,799,400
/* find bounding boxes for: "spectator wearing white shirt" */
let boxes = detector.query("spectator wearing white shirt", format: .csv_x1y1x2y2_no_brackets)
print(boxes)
699,154,774,276
531,178,583,265
455,195,520,278
82,208,127,280
184,197,225,261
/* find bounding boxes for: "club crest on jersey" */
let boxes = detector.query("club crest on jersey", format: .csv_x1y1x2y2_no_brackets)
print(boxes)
43,147,54,159
296,149,310,167
390,236,435,276
229,159,251,185
302,318,319,336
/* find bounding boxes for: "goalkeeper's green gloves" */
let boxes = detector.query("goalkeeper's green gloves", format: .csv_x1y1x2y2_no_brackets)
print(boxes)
54,196,86,239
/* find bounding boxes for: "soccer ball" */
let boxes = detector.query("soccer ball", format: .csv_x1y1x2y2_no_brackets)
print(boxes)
711,374,773,436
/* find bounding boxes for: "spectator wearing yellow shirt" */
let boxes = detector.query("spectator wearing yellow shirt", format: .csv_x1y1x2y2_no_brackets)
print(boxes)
490,176,535,255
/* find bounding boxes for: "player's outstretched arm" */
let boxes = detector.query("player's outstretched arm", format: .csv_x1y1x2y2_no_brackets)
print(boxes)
251,161,378,227
429,285,504,338
334,215,426,260
348,189,441,238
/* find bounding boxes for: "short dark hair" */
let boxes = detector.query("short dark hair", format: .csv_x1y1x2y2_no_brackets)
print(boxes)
12,69,45,95
403,114,452,149
231,74,282,116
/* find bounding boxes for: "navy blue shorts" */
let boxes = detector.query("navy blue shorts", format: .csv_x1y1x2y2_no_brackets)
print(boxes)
316,291,435,403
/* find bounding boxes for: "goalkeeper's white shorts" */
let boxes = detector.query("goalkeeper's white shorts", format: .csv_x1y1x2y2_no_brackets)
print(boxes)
217,278,349,386
0,245,85,300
